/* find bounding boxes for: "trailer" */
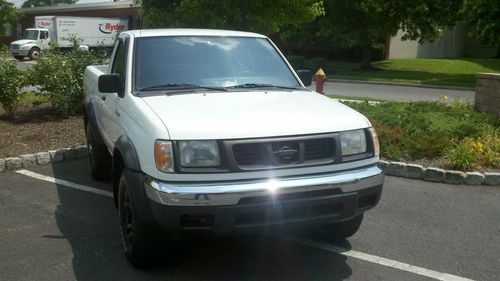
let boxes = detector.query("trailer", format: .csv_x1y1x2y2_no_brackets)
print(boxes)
10,16,129,60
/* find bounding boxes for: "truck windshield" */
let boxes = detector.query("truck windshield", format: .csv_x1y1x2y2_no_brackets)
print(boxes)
134,36,301,92
23,30,39,40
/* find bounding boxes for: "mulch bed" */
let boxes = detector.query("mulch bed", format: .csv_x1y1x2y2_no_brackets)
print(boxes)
0,104,85,158
1,103,498,173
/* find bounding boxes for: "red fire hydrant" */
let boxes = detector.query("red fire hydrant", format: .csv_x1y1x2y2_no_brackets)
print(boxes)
315,68,326,94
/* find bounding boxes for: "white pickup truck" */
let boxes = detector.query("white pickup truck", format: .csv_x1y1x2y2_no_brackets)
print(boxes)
83,29,384,268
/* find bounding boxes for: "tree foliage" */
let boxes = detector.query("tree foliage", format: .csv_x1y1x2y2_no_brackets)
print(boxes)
462,0,499,47
0,0,22,37
137,0,323,35
21,0,77,8
319,0,463,68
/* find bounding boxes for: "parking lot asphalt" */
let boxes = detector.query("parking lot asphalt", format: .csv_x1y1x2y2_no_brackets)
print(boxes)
1,158,499,281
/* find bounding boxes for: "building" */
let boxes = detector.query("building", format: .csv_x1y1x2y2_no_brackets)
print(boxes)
387,23,497,59
1,0,140,45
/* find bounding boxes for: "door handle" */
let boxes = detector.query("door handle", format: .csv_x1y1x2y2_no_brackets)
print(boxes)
101,95,106,101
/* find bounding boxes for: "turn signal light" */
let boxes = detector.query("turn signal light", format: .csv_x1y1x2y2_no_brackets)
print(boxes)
369,127,380,156
154,140,174,173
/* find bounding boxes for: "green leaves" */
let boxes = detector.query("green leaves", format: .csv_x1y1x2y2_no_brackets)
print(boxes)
316,0,463,67
462,0,500,47
0,51,28,117
344,100,500,164
21,0,77,8
0,0,22,37
139,0,322,35
33,45,102,117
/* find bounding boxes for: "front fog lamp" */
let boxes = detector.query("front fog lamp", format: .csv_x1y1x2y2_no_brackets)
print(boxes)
154,140,174,172
179,140,220,167
340,129,367,156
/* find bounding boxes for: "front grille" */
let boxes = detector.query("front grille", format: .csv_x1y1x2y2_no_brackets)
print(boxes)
233,143,271,166
231,135,337,170
304,138,335,160
175,133,342,173
10,44,19,50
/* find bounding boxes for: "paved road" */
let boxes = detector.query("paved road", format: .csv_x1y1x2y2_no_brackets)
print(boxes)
8,57,36,70
9,57,475,103
308,81,475,103
1,158,498,281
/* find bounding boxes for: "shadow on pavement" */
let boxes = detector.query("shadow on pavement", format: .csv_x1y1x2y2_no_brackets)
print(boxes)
51,158,353,281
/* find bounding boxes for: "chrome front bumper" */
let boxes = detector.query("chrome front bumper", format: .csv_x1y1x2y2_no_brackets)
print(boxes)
144,165,384,207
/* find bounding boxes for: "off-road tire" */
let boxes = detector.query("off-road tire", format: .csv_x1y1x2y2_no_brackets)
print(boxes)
118,172,158,269
86,124,111,180
324,214,364,240
28,47,41,60
14,56,24,61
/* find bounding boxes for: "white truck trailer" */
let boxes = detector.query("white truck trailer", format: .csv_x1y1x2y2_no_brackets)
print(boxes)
10,16,129,61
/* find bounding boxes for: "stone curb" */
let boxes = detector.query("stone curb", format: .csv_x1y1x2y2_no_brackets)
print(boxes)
1,147,498,186
378,160,500,186
327,78,474,91
0,145,88,173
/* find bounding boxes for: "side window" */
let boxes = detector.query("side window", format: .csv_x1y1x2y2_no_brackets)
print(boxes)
40,31,47,40
112,39,126,81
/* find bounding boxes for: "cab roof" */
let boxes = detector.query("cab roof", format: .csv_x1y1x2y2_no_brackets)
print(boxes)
122,28,267,39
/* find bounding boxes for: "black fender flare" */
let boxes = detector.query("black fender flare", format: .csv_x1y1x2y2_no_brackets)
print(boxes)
83,96,103,142
113,136,154,224
114,135,141,172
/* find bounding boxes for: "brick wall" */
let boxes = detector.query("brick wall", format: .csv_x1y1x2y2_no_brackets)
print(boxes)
475,73,500,118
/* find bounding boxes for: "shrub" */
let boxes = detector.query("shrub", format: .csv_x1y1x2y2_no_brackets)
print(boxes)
477,125,500,167
305,57,331,72
286,55,307,70
343,100,500,170
445,138,478,170
33,44,102,117
0,51,29,117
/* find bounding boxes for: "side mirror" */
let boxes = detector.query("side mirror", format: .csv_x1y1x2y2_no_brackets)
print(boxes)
98,74,123,95
296,70,312,86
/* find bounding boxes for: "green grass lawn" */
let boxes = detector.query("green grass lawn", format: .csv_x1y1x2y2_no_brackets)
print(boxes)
294,58,500,88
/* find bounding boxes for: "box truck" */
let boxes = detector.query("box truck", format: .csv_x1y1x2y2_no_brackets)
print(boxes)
10,16,129,61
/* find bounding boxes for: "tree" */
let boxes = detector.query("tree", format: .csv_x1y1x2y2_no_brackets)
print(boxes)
137,0,323,35
0,0,22,38
462,0,499,51
319,0,463,69
22,0,77,8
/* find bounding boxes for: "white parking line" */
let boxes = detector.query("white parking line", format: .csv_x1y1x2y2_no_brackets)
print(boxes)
17,169,475,281
280,236,475,281
16,169,113,198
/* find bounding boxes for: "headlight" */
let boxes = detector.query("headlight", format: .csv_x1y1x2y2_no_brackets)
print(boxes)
154,140,174,172
340,129,367,156
179,140,220,167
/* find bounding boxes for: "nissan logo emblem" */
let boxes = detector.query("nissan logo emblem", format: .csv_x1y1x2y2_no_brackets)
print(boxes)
273,146,298,160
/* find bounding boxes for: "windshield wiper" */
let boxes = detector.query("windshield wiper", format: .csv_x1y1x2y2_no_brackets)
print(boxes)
225,83,302,90
139,83,227,92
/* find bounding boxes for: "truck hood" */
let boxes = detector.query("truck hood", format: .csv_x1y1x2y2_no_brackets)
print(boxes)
11,39,36,45
142,90,371,140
